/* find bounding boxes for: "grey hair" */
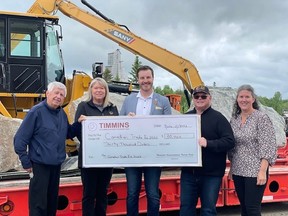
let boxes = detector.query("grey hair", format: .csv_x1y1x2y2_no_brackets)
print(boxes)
47,81,67,97
85,78,110,107
232,84,259,118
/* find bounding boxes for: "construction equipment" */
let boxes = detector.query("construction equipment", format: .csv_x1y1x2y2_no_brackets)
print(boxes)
165,94,182,112
1,1,286,216
0,10,91,120
0,1,203,214
0,0,203,119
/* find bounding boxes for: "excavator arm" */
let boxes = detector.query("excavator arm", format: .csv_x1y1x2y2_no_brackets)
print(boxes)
28,0,203,94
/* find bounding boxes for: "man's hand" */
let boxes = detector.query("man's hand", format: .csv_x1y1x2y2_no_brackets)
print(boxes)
199,137,207,148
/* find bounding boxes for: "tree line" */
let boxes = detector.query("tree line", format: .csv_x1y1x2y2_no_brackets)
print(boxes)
258,92,288,116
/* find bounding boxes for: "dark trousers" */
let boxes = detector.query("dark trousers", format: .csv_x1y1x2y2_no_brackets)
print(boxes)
180,171,222,216
81,167,113,216
29,163,61,216
233,175,267,216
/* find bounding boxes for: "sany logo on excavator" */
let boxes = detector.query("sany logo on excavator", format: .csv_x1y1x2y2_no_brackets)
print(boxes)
107,30,135,44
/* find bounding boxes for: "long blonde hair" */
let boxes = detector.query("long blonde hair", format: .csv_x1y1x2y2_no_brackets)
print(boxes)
85,78,110,107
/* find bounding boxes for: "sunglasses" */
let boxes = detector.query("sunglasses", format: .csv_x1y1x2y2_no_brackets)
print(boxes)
193,95,208,99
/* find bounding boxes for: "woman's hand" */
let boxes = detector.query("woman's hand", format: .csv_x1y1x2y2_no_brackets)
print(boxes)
257,159,269,185
228,170,233,180
257,170,267,185
78,115,87,123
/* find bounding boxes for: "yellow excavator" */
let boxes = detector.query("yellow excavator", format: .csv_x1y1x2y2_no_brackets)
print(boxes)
0,0,203,152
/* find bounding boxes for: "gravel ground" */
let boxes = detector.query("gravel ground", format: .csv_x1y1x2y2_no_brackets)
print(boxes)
139,202,288,215
217,202,288,216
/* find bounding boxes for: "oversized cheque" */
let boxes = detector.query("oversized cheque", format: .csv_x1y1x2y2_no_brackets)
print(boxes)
82,115,201,167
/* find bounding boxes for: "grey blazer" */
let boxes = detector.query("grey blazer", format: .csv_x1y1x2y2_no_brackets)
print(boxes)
120,92,172,115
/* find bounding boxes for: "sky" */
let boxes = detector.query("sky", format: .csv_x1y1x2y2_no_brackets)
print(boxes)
2,0,288,99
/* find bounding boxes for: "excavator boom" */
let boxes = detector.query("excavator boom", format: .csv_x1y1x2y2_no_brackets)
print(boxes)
28,0,203,93
0,0,203,152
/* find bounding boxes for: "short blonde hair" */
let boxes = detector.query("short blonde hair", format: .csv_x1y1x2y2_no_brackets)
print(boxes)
85,78,110,107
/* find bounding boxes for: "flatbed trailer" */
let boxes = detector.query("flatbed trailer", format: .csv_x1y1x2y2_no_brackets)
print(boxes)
0,169,183,216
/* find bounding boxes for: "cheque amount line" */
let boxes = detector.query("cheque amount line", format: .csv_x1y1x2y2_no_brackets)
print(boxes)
105,133,158,140
163,133,195,139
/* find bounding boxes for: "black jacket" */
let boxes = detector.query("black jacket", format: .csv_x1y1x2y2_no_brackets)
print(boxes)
183,106,235,177
74,100,119,168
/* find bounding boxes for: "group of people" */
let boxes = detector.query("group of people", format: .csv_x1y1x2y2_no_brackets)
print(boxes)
13,64,277,216
180,84,277,216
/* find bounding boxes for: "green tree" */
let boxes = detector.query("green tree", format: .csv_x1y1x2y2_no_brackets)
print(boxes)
114,72,121,82
128,55,142,84
154,85,190,113
258,91,288,115
162,85,174,95
270,92,283,114
102,68,113,82
154,86,163,95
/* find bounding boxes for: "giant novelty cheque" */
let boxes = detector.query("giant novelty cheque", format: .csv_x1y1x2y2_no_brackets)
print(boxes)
82,115,201,167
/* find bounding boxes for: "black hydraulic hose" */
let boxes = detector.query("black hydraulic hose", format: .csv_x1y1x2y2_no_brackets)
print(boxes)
184,89,191,108
12,93,17,117
81,0,130,31
81,0,114,23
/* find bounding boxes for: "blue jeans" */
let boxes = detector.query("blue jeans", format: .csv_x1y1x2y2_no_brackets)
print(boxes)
125,167,161,216
180,171,222,216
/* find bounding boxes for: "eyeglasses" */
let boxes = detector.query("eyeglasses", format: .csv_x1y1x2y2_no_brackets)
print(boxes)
193,95,208,100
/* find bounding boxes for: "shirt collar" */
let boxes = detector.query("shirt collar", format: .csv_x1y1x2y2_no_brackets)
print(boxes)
136,91,153,99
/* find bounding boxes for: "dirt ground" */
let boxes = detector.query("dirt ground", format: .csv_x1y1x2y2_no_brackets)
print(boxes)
150,202,288,215
217,202,288,216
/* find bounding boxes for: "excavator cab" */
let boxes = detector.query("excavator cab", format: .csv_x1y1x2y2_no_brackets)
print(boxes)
0,13,63,94
0,12,68,118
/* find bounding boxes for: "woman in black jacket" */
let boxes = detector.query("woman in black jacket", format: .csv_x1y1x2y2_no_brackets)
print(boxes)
74,77,119,216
